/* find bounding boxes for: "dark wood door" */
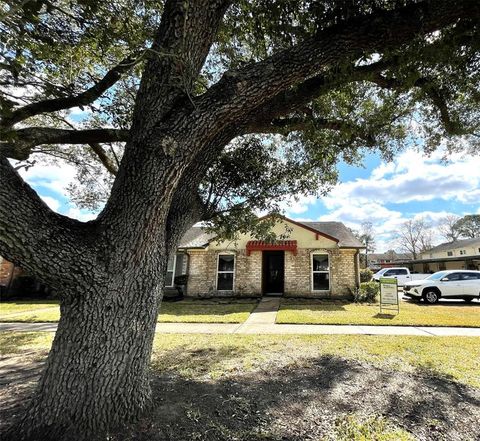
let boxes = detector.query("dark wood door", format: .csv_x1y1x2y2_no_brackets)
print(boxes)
263,251,285,294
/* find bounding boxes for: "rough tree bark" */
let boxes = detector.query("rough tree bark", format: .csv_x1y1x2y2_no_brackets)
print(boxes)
0,1,478,440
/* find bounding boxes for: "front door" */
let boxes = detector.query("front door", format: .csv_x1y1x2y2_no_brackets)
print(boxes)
263,251,284,295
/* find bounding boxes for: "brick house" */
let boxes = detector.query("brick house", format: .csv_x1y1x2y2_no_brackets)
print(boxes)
168,216,364,298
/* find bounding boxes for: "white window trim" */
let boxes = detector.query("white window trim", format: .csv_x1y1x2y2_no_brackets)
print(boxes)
165,254,177,288
311,251,330,292
216,252,236,291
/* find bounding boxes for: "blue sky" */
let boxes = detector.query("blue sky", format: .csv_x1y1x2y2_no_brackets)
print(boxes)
18,125,480,253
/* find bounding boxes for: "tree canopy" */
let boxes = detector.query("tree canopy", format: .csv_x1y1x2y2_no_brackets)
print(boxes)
1,0,479,240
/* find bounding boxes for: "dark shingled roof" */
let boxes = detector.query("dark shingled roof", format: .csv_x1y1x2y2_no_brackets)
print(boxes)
179,220,364,249
426,237,480,253
178,226,215,248
299,221,364,248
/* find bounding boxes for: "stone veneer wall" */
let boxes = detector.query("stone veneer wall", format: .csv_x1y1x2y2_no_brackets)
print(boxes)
186,247,359,298
186,249,262,297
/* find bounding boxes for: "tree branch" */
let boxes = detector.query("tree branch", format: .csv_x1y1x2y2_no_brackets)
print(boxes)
249,115,377,145
89,143,118,176
0,53,141,128
197,0,479,127
0,157,98,290
1,127,129,160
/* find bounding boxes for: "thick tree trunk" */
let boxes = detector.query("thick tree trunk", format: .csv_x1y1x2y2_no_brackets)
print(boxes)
14,264,165,440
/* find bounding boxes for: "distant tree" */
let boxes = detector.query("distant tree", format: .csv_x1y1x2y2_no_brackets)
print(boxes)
438,214,461,241
397,218,432,260
454,215,480,238
359,221,376,266
350,222,376,266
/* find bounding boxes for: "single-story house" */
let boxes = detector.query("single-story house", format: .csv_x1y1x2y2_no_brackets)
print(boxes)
167,216,364,298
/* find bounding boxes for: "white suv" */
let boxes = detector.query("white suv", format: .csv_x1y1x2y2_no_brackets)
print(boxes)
403,270,480,304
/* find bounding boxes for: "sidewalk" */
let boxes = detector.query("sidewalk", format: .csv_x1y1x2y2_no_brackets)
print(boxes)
1,321,479,336
2,298,479,337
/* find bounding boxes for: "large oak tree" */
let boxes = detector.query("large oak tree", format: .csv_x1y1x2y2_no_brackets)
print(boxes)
0,1,479,439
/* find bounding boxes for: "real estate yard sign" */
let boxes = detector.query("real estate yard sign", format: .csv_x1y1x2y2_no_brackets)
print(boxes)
379,277,399,315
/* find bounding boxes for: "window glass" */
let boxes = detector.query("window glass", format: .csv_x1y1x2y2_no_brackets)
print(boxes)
461,272,480,280
165,254,176,287
312,254,329,290
218,255,234,272
444,273,461,281
384,270,393,276
447,251,453,256
217,273,234,290
217,254,234,290
312,254,329,271
313,272,329,290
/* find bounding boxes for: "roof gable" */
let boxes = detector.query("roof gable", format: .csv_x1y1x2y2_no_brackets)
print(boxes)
178,216,364,249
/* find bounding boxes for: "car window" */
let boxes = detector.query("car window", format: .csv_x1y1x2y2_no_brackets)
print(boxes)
383,270,393,276
443,273,461,281
461,272,480,280
396,269,408,275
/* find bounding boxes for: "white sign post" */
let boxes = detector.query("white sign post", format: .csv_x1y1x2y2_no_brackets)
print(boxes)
379,277,399,315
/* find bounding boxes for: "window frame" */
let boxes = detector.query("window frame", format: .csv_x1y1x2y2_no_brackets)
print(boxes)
165,254,177,287
311,252,330,292
216,253,236,291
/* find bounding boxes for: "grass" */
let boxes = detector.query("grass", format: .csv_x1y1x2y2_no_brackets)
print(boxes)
0,300,60,322
158,299,258,323
0,298,258,324
334,416,415,441
1,332,479,387
277,299,480,327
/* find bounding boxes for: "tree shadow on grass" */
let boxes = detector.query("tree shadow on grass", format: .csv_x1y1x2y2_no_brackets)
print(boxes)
373,313,396,319
122,354,480,441
2,349,479,441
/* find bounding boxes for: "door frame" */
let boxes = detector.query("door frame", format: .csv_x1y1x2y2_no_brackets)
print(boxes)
262,250,285,295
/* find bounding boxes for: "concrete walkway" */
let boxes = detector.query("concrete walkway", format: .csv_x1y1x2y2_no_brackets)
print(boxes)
1,321,479,336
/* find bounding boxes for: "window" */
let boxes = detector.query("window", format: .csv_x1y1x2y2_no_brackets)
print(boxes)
165,254,177,287
312,254,329,291
447,251,453,256
459,250,466,255
217,254,235,291
461,272,480,280
443,272,461,281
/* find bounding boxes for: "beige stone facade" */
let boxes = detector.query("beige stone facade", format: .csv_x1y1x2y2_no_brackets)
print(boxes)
185,246,360,298
179,217,363,298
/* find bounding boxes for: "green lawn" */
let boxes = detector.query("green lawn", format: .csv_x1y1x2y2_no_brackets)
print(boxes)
158,299,258,323
0,299,258,324
277,299,480,327
1,332,479,388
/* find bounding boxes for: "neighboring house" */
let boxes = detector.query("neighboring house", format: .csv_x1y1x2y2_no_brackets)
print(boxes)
168,216,364,298
398,238,480,273
368,250,412,269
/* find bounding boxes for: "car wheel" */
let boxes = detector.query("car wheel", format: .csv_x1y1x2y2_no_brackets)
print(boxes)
423,290,439,304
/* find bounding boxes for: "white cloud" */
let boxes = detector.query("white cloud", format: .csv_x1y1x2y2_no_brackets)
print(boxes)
17,159,77,196
64,208,98,222
281,194,318,215
317,147,480,252
324,148,480,209
40,195,61,212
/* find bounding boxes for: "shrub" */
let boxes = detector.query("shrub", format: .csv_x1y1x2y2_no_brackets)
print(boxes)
354,281,379,303
360,268,373,283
